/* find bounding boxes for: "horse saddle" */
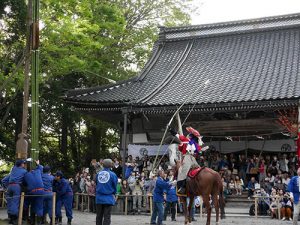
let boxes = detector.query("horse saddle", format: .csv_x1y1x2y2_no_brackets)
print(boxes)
187,167,204,178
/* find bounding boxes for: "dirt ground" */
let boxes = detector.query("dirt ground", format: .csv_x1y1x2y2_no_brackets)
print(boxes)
0,209,292,225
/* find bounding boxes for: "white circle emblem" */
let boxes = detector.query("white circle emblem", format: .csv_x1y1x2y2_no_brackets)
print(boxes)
98,171,110,184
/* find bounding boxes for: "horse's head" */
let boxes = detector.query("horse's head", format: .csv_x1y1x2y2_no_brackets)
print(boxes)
172,159,182,178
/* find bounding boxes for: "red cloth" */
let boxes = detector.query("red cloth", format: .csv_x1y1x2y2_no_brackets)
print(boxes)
178,135,189,155
188,167,203,178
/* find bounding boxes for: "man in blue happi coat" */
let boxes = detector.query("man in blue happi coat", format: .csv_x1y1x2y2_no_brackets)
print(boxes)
288,167,300,225
24,159,46,225
95,158,118,225
42,165,54,224
163,182,178,221
150,170,174,225
53,171,73,225
4,159,27,224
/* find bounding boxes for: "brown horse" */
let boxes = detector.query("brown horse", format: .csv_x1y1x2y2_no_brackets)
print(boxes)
175,161,225,225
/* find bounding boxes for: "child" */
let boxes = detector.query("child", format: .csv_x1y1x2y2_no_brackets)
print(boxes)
228,179,235,195
234,176,243,195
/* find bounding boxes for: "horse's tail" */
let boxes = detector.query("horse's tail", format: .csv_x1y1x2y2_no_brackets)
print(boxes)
219,179,226,219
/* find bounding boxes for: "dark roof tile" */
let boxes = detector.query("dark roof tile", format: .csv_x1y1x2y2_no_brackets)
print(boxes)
66,13,300,108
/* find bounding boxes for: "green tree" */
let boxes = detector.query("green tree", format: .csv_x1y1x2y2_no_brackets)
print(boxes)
0,0,193,175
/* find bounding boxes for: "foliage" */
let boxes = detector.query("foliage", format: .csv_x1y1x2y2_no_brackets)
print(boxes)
0,0,192,175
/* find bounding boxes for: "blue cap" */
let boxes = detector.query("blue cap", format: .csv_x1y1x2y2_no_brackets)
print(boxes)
55,171,63,178
43,166,51,173
15,159,26,167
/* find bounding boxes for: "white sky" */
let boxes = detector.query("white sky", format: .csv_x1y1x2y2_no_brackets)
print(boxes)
191,0,300,25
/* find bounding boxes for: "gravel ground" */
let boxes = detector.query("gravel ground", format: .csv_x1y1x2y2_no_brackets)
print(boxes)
0,210,293,225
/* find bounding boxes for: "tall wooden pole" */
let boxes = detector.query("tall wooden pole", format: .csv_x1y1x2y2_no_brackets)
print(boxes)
16,0,32,159
31,0,40,161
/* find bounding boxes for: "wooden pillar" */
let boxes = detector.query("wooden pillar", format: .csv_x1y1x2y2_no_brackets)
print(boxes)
121,108,128,178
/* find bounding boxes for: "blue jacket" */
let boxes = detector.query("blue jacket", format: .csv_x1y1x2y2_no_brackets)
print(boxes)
1,175,10,188
42,173,54,191
24,165,44,192
53,178,73,198
153,177,171,203
288,176,300,204
166,185,177,202
96,168,118,205
247,181,257,190
8,166,27,184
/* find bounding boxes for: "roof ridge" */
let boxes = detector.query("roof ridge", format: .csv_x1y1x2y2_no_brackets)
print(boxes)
158,12,300,41
137,42,164,81
137,39,195,104
66,76,137,98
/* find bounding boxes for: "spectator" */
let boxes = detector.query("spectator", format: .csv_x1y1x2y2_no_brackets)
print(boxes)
228,179,235,195
234,176,243,195
87,180,96,213
247,177,257,199
121,179,132,213
112,159,122,178
150,170,172,225
269,188,278,219
257,188,270,216
280,191,292,221
163,181,178,221
129,172,144,214
259,159,266,183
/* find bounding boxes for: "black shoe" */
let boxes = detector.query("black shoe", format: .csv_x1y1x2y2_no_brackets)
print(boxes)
8,215,13,224
11,215,18,225
67,218,72,225
37,216,43,225
171,219,176,221
58,217,62,225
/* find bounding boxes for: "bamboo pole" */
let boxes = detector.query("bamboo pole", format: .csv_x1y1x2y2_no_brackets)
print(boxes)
254,197,258,219
18,192,25,225
52,192,56,225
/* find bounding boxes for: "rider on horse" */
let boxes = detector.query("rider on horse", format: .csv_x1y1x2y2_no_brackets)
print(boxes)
170,126,206,195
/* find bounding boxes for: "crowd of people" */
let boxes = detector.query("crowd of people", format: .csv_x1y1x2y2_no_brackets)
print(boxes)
70,151,297,221
1,150,299,225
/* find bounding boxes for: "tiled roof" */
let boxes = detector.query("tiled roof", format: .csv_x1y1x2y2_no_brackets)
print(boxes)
65,13,300,110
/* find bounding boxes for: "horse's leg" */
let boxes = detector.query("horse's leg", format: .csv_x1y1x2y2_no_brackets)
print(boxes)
212,194,219,224
203,195,211,225
182,197,189,225
187,195,194,223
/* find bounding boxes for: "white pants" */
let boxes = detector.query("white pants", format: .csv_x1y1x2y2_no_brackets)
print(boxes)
293,201,300,225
